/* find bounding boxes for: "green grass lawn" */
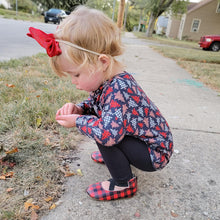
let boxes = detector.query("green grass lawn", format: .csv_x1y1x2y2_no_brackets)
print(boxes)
0,54,87,219
134,32,198,49
0,8,43,22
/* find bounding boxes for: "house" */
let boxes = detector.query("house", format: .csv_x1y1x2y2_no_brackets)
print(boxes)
156,15,169,35
0,0,10,9
166,0,220,41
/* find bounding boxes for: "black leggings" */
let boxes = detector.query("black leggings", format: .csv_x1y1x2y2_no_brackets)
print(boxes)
97,136,155,187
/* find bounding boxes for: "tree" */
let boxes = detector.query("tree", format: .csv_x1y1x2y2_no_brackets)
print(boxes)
86,0,116,18
117,0,125,29
32,0,88,11
9,0,38,13
145,0,189,37
130,0,189,37
130,0,147,32
125,5,140,32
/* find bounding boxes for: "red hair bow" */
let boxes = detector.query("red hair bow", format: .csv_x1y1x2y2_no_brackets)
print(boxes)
27,27,62,57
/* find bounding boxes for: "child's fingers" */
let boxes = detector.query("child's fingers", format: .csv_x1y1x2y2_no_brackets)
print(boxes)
56,108,62,116
56,114,78,128
56,103,75,115
56,114,75,121
56,120,65,126
56,115,67,120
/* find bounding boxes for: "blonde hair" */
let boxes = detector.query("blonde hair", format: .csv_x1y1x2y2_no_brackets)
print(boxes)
50,6,124,78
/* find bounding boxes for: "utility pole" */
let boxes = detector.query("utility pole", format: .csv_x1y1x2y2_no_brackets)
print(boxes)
112,0,116,21
16,0,18,16
117,0,125,29
123,1,129,31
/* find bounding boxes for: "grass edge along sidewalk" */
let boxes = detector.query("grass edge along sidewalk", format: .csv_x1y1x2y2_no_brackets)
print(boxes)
150,45,220,93
0,8,43,22
0,54,87,219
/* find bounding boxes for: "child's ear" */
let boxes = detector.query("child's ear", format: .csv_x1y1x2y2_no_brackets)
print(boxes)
98,54,110,72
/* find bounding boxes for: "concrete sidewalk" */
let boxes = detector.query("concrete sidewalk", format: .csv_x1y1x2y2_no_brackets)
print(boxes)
42,33,220,220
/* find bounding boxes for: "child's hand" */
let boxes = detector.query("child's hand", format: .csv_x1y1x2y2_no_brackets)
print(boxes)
56,114,79,128
56,103,83,116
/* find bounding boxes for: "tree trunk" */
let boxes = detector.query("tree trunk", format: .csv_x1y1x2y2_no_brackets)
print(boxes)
138,9,143,32
146,13,157,37
123,1,129,31
117,0,125,29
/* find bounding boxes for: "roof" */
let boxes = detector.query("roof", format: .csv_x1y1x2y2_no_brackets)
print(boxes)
187,3,197,11
188,0,216,14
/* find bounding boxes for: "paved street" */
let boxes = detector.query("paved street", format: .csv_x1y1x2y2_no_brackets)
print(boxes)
0,18,57,61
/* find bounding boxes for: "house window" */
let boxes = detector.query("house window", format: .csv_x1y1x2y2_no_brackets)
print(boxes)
191,19,200,32
217,2,220,13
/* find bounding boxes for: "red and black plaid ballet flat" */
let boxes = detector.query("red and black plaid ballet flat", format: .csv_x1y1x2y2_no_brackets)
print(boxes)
86,176,137,201
91,151,104,164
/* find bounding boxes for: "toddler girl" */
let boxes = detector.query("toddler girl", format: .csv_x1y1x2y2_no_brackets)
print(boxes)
27,6,173,201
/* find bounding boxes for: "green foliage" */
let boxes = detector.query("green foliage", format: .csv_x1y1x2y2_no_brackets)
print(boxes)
32,0,88,11
171,0,189,15
0,4,6,9
130,0,148,10
86,0,116,18
126,8,140,32
9,0,38,13
0,8,43,21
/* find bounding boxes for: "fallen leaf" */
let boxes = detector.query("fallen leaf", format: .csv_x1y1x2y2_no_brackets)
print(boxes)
55,200,63,206
6,188,14,192
24,199,40,211
49,203,56,210
24,198,33,211
5,147,18,154
134,211,141,217
77,169,83,176
24,203,33,211
5,171,14,178
35,176,43,181
44,138,51,146
36,117,42,127
44,196,53,202
6,83,15,88
31,210,38,220
65,171,75,177
31,204,40,210
170,210,178,217
0,171,14,179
